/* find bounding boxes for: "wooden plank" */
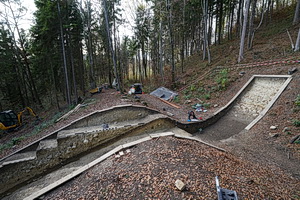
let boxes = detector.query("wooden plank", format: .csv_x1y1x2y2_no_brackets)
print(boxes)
159,98,181,109
55,104,82,122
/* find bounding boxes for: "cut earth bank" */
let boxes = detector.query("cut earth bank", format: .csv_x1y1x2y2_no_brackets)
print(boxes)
40,74,299,199
1,65,300,199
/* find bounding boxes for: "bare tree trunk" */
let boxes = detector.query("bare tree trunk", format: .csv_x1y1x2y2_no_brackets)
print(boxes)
217,0,223,45
238,0,251,63
236,0,243,38
265,0,272,25
287,29,295,50
87,0,95,89
294,28,300,51
270,0,274,22
228,1,235,40
137,49,142,81
293,0,300,24
215,2,219,44
249,0,265,49
159,18,164,78
181,0,186,73
167,0,175,84
202,17,206,60
102,0,121,92
79,45,86,96
141,42,147,78
248,0,257,49
208,2,213,45
107,49,112,87
202,0,211,63
131,57,135,81
68,35,78,105
57,1,71,105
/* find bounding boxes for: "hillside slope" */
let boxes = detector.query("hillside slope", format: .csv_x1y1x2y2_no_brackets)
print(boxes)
0,4,299,184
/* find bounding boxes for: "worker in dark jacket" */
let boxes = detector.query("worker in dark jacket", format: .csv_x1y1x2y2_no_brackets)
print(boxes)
188,111,198,122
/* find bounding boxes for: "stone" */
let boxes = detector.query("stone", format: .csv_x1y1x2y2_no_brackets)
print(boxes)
167,112,174,116
119,151,124,156
185,100,192,104
83,139,89,144
282,127,290,132
239,71,246,76
175,179,186,191
213,104,219,108
288,67,297,75
269,133,279,138
270,126,277,130
290,135,300,144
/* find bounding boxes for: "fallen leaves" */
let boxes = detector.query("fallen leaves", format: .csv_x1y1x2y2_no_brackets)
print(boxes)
44,137,299,199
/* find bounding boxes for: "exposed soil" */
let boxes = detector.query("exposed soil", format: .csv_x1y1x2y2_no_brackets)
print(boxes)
1,63,299,199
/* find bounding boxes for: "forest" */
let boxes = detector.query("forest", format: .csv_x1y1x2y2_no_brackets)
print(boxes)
0,0,300,111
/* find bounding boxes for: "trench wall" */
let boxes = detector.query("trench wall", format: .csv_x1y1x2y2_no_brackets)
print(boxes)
65,106,159,129
0,106,167,196
0,75,292,196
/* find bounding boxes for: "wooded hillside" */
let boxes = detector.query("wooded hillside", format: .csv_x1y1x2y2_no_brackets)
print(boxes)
0,0,299,111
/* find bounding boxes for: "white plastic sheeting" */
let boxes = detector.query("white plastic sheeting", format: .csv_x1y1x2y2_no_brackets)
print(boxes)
150,87,178,101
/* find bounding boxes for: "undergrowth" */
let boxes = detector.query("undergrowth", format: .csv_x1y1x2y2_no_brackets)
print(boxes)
293,119,300,127
216,69,229,90
295,94,300,107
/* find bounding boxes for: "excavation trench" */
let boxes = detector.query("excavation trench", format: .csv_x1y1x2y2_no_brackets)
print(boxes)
196,75,292,142
1,75,292,199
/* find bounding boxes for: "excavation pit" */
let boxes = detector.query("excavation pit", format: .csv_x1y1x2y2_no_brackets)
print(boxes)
199,75,292,141
0,75,293,199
